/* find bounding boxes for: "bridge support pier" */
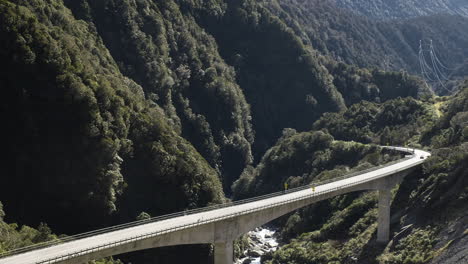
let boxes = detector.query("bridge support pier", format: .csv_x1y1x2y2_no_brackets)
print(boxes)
214,241,233,264
377,189,391,243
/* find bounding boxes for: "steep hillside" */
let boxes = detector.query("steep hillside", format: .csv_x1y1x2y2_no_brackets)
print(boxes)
334,0,468,20
187,0,347,156
265,0,468,77
251,84,468,264
328,64,430,106
232,131,401,200
62,0,431,162
190,0,434,155
0,202,58,255
0,0,225,234
63,0,255,191
313,97,437,145
0,0,432,231
0,202,121,263
1,0,465,263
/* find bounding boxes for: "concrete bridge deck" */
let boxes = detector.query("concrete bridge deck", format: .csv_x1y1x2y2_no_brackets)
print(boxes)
0,147,430,264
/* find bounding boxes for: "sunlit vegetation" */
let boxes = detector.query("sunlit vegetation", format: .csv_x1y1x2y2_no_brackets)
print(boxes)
259,83,468,264
64,0,255,191
0,202,57,254
232,130,400,199
264,0,468,78
313,97,438,145
0,0,224,234
0,0,467,263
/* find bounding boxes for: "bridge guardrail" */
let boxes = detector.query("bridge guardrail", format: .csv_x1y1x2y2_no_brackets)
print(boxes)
0,147,419,263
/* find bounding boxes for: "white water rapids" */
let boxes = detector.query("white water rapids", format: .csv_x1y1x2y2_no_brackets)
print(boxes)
235,227,279,264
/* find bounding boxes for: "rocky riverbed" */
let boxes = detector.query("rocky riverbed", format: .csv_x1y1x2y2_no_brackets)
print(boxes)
236,227,279,264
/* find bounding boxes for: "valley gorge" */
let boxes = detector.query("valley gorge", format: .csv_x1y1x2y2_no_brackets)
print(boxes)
0,0,467,264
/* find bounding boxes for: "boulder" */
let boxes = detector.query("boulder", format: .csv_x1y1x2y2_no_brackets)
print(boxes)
266,241,277,248
242,259,252,264
250,235,262,243
247,249,262,258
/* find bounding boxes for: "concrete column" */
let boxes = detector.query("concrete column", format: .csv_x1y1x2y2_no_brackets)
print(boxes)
377,189,391,243
214,241,233,264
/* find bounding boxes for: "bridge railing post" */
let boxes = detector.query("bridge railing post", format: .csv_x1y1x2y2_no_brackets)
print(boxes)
377,188,391,243
214,241,233,264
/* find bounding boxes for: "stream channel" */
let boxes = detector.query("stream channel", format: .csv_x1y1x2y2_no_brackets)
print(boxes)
235,227,279,264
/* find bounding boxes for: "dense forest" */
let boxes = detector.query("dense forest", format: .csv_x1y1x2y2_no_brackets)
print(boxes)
334,0,468,20
0,0,467,263
232,132,402,200
256,82,468,264
265,0,468,75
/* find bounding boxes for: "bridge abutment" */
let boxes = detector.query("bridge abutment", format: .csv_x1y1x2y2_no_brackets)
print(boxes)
377,188,391,243
214,241,233,264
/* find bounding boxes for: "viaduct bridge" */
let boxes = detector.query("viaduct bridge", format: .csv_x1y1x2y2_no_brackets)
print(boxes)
0,147,430,264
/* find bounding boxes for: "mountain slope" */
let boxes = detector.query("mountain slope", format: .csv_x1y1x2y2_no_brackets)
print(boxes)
265,0,468,76
334,0,468,20
64,0,255,192
1,0,465,263
190,0,434,156
0,0,433,231
186,0,347,157
252,85,468,264
0,0,225,233
63,0,431,162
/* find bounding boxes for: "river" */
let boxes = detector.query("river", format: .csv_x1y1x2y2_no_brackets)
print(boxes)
235,227,279,264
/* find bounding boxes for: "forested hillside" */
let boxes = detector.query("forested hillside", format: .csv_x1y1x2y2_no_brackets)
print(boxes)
63,0,255,193
0,202,120,263
265,0,468,76
0,0,225,232
189,0,433,156
237,84,468,264
334,0,468,20
0,0,467,263
232,131,402,200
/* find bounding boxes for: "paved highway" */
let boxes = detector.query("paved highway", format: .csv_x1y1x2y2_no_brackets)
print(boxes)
0,147,430,264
